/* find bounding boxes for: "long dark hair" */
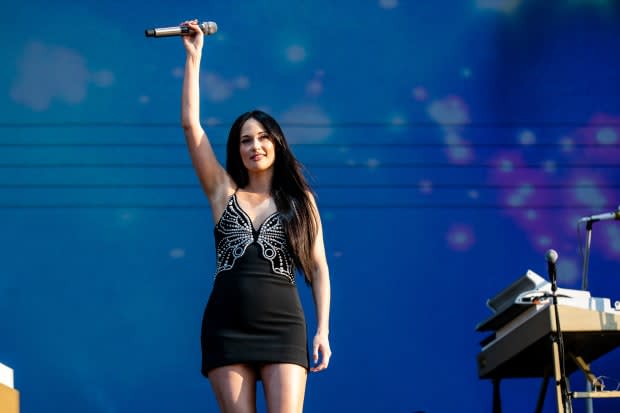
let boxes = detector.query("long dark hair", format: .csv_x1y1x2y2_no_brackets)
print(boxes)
226,110,318,283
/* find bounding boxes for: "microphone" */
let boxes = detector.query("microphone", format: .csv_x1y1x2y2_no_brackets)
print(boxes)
545,249,558,289
578,205,620,223
145,21,218,38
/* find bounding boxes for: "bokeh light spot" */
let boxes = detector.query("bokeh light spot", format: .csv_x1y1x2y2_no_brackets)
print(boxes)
538,235,552,247
169,248,185,259
446,224,475,251
518,129,536,145
560,136,574,152
379,0,398,9
543,160,557,173
419,180,433,194
476,0,522,13
367,159,380,168
286,45,307,63
557,258,580,284
574,179,607,208
412,86,428,101
499,159,514,173
596,127,618,144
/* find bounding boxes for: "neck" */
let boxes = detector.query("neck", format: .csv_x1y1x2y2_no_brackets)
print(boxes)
244,169,273,195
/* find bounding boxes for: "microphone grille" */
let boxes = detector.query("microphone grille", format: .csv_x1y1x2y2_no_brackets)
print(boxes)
545,249,559,264
201,21,218,35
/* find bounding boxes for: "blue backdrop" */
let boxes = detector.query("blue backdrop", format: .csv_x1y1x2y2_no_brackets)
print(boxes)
2,0,620,412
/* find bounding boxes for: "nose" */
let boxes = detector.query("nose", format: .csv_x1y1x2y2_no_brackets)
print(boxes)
251,137,261,150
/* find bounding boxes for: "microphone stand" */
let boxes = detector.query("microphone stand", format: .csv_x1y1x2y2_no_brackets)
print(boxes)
581,220,593,292
550,260,573,413
580,220,595,413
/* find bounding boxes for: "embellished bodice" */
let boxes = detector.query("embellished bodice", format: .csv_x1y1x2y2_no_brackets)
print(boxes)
214,194,295,284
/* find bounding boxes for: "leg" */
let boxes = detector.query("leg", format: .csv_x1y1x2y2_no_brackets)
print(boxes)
208,364,258,413
260,363,307,413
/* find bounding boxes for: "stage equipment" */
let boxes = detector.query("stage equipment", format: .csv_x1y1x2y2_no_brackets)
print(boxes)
476,267,620,412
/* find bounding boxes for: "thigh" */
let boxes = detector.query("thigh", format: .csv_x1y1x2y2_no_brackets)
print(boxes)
260,363,307,413
208,364,258,413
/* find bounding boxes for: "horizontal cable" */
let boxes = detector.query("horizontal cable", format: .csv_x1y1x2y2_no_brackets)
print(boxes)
0,162,617,169
1,121,620,128
0,183,619,189
0,203,606,210
0,142,617,148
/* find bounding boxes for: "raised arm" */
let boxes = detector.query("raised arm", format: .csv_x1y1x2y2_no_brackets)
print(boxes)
180,20,234,219
308,194,332,373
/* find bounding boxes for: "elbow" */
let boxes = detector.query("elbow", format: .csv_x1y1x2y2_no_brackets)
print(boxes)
181,118,199,132
181,115,193,130
180,108,200,130
312,264,330,284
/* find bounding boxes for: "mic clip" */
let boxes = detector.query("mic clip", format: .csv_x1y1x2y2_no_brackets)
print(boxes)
515,290,570,305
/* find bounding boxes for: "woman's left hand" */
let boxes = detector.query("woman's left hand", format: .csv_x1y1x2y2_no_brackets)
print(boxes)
310,332,331,372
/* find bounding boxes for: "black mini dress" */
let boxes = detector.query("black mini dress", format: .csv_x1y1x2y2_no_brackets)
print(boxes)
200,193,309,376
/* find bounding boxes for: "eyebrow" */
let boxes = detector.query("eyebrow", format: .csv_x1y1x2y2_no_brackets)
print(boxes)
240,131,269,138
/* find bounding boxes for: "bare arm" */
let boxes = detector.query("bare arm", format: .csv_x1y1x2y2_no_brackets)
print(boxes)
180,20,233,219
308,194,332,372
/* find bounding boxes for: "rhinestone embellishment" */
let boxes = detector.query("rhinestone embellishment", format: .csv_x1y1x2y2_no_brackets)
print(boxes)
214,194,295,283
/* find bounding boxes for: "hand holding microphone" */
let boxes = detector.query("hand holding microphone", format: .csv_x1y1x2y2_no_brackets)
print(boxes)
145,20,218,37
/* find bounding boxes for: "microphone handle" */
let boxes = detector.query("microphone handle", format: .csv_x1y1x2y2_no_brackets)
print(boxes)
145,23,215,38
145,26,191,37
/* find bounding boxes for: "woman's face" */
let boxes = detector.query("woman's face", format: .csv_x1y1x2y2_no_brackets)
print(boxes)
239,118,276,173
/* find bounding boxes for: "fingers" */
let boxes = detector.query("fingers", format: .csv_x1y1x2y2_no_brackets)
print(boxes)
310,341,332,373
310,351,330,372
186,19,200,30
312,342,319,365
188,19,201,30
180,18,199,27
180,19,204,51
180,19,203,37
